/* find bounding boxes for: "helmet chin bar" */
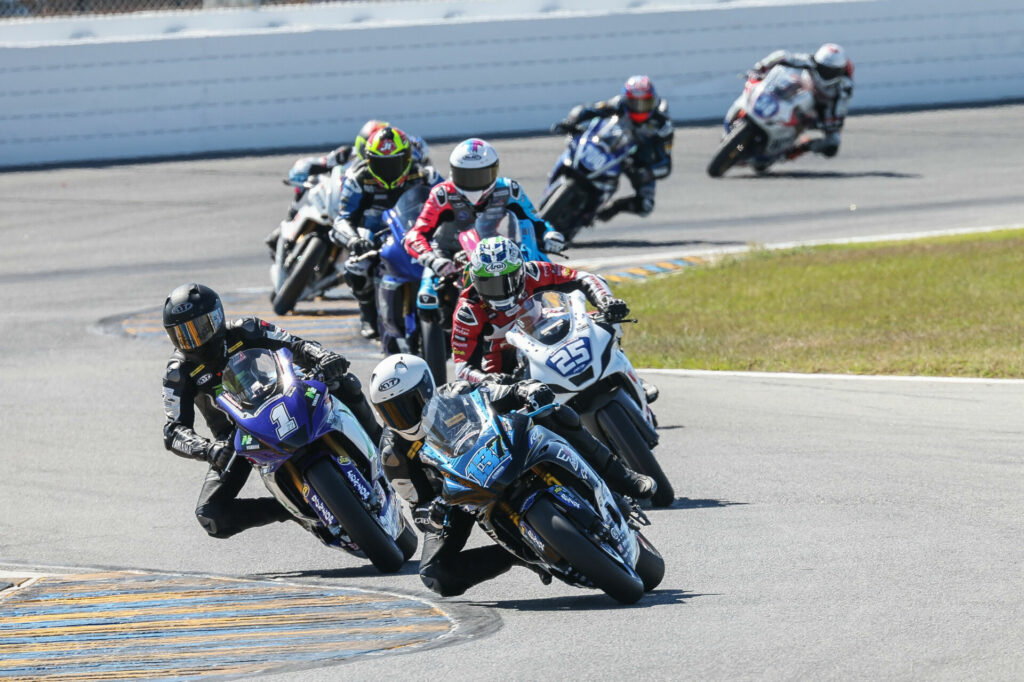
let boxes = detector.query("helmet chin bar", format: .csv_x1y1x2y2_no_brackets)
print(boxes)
456,183,495,206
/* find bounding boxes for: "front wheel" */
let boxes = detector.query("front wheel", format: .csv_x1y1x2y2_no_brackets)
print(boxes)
707,120,757,178
305,458,406,573
596,399,675,508
525,496,644,604
273,236,326,315
538,180,591,244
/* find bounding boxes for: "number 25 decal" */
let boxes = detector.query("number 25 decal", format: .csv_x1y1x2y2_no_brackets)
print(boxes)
547,338,591,376
270,403,298,439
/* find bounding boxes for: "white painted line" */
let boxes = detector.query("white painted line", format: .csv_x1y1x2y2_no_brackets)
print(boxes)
638,368,1024,384
568,223,1024,270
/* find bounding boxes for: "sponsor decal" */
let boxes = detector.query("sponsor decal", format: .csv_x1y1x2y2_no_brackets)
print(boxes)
436,187,448,205
346,469,372,500
196,373,213,386
309,491,337,526
377,377,400,392
455,305,478,326
170,302,193,314
189,364,206,378
444,413,466,427
555,447,580,472
228,341,244,352
453,334,468,342
407,440,423,459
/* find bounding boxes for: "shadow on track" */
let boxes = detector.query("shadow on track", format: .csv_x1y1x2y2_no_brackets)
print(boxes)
727,170,921,180
570,238,743,249
255,563,421,580
474,588,700,612
650,497,747,510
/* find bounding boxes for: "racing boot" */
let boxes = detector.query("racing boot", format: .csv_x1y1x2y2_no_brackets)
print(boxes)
602,456,657,500
357,300,379,340
640,378,659,404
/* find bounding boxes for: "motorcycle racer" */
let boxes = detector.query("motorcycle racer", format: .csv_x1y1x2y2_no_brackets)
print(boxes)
368,353,655,597
160,283,381,539
551,75,673,222
403,138,567,281
451,237,636,382
749,43,854,160
328,126,443,339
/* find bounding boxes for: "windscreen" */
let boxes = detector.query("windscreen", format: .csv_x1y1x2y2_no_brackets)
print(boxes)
221,348,281,410
474,211,523,243
423,391,489,459
590,116,633,154
515,291,574,345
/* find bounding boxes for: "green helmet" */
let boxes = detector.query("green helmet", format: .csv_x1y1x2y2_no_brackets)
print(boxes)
354,119,390,160
469,236,525,311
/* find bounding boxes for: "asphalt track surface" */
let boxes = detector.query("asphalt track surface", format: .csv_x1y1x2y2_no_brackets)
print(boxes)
1,104,1023,679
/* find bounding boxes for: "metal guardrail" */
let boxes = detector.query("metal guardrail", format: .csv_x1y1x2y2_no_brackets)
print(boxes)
0,0,417,19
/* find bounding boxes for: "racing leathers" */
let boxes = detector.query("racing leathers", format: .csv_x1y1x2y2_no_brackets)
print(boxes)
329,159,443,338
381,379,652,597
751,50,853,158
451,260,616,383
552,95,673,221
161,317,379,538
403,178,563,277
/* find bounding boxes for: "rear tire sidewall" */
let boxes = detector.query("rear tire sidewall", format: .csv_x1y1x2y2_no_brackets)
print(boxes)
707,120,757,178
525,496,644,604
539,180,589,243
305,457,405,573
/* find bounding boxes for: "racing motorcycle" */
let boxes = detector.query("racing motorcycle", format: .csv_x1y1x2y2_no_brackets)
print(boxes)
419,389,664,604
417,212,551,385
271,166,348,315
707,64,817,177
216,347,417,572
505,290,674,507
539,115,636,243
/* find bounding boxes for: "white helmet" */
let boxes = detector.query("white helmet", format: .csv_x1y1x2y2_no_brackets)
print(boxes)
449,138,499,206
369,354,436,440
813,43,851,85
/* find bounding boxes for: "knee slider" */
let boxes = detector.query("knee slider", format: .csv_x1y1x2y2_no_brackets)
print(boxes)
419,565,466,597
195,505,230,538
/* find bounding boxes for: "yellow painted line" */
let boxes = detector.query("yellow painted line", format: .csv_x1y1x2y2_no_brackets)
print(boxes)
605,275,626,283
682,256,705,265
10,586,390,608
655,261,684,270
625,267,651,276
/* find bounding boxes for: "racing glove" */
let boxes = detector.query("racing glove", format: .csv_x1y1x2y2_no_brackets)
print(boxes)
206,440,234,473
542,230,567,255
317,353,351,389
481,373,516,386
347,236,374,256
515,380,555,410
598,297,630,323
424,254,460,278
551,119,575,135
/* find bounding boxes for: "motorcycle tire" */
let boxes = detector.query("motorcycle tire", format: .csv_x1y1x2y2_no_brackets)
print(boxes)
525,496,644,604
538,180,589,244
420,317,448,385
596,399,675,508
635,531,665,592
273,236,327,316
305,458,406,573
397,524,418,561
707,120,756,178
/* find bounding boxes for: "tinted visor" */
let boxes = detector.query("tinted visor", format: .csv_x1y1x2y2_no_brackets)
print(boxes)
375,371,434,432
474,268,524,302
625,95,655,114
817,63,846,81
368,150,411,188
167,307,224,351
452,163,498,192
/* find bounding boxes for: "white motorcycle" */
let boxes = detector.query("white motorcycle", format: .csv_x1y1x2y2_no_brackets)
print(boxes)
505,290,674,507
271,166,349,315
707,64,817,177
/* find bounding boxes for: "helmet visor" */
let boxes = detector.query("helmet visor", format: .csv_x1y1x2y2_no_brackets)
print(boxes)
474,267,524,303
375,371,434,432
626,95,655,114
368,151,411,188
167,307,224,351
817,63,846,81
452,164,498,192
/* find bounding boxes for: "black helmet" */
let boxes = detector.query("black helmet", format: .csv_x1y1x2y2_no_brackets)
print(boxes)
163,283,226,363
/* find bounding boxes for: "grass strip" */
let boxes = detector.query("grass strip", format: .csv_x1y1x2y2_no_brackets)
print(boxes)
614,229,1024,377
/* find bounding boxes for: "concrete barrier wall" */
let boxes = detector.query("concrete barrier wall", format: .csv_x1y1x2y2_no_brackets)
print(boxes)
2,0,1022,168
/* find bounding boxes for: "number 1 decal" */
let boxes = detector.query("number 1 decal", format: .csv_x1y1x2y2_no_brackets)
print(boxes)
270,403,298,439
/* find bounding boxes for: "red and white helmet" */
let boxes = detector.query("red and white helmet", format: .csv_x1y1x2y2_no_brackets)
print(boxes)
813,43,852,85
449,138,499,206
622,75,657,123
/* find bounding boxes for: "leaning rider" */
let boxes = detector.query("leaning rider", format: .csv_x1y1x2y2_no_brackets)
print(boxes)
160,283,380,539
368,353,655,597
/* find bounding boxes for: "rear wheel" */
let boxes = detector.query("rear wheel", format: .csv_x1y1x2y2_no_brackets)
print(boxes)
596,399,675,508
525,496,644,604
635,531,665,592
538,180,590,244
305,458,405,573
273,236,326,315
707,120,757,178
397,524,418,561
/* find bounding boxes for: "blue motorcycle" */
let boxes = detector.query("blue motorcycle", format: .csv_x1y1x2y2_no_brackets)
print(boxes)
375,185,429,358
216,347,417,572
419,389,664,604
540,114,637,243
